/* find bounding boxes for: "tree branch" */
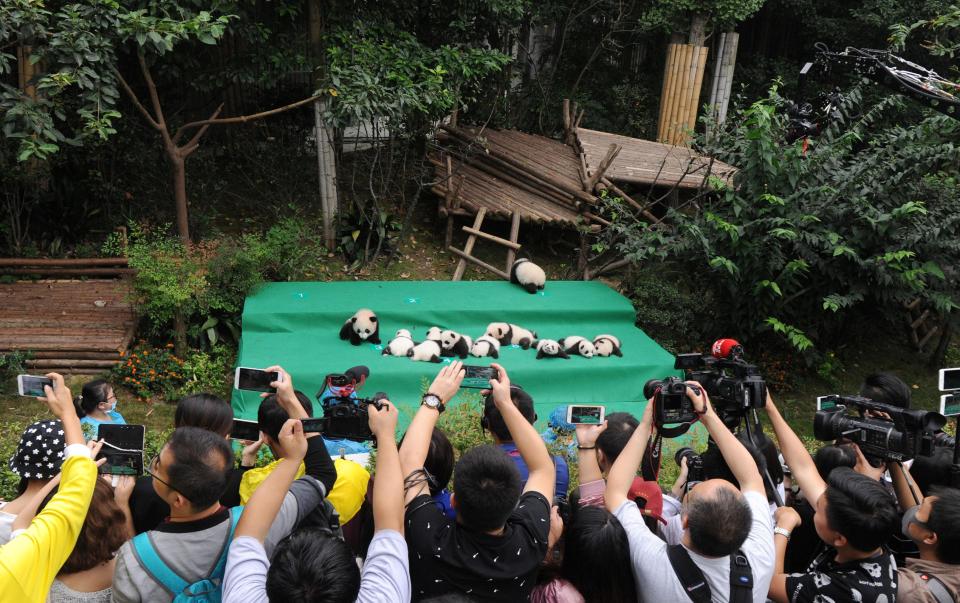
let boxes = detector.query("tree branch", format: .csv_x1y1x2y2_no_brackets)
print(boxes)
173,103,224,147
137,52,167,132
173,95,322,138
113,68,160,131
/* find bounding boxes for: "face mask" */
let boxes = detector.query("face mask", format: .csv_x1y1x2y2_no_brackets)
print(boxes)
902,505,921,539
103,400,117,414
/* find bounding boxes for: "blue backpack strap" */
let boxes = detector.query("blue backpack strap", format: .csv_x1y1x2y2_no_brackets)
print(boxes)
132,532,190,597
210,506,244,580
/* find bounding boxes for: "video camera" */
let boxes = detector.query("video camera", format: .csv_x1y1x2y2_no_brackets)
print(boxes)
813,395,946,462
674,339,767,427
309,373,387,442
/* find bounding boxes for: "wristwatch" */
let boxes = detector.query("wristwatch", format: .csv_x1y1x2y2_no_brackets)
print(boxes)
421,393,445,414
774,527,792,540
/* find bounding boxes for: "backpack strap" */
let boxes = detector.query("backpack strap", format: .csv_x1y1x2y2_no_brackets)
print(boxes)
729,549,754,603
132,532,190,597
210,506,244,580
667,545,711,603
921,572,956,603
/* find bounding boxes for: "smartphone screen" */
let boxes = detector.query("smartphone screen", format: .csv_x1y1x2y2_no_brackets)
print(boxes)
18,375,53,397
939,368,960,391
461,365,497,389
301,417,326,434
96,424,145,475
567,405,605,424
941,394,960,417
230,419,261,441
235,368,280,392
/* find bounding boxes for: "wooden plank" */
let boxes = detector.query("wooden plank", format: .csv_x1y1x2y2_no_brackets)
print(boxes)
461,227,522,250
0,268,135,276
453,208,487,281
448,247,510,280
505,212,521,273
0,257,128,267
28,359,120,368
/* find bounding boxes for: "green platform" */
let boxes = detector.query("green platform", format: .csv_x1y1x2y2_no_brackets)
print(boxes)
231,281,676,427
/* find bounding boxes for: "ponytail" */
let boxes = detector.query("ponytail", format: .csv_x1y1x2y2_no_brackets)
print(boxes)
76,379,110,417
73,395,88,418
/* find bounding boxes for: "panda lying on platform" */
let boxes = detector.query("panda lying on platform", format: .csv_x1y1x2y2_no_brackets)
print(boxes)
339,309,381,345
510,258,546,294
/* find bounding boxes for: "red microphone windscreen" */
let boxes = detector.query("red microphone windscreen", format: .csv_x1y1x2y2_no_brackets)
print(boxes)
711,338,741,359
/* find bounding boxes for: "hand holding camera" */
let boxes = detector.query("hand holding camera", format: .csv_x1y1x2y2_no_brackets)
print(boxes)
774,505,802,531
429,361,465,404
684,380,711,416
367,399,398,440
278,418,308,462
489,363,513,407
262,365,306,419
576,421,608,448
39,373,73,419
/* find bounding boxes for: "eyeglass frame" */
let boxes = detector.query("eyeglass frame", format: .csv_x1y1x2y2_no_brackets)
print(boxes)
145,453,188,501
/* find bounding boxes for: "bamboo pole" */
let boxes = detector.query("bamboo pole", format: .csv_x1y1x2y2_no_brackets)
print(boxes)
452,208,487,280
675,45,695,145
449,247,510,280
586,143,622,191
685,47,709,144
505,211,521,272
461,227,522,250
657,44,677,142
665,44,687,143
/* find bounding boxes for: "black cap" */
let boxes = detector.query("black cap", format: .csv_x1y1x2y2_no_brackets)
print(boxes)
345,365,370,381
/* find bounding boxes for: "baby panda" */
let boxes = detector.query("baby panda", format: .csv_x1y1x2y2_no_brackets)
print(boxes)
408,340,442,363
535,339,569,359
510,258,546,294
440,329,472,359
425,326,443,343
383,329,416,357
559,336,595,358
339,309,380,345
485,322,537,350
593,334,623,357
470,335,501,359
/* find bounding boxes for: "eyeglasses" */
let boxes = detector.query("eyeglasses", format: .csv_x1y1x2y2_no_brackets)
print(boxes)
146,453,188,501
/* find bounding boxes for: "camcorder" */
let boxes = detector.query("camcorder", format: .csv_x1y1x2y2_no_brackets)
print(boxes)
813,395,946,462
643,377,702,434
674,340,767,428
307,373,387,442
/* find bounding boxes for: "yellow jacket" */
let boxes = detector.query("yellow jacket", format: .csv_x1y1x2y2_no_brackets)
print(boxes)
0,453,97,603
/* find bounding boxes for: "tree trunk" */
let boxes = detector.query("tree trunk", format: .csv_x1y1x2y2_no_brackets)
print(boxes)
174,310,188,356
315,99,338,250
688,13,708,47
171,155,190,243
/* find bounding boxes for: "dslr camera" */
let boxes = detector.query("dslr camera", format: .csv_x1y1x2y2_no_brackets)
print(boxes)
675,447,705,498
674,341,767,426
643,376,702,434
311,373,387,442
814,395,946,462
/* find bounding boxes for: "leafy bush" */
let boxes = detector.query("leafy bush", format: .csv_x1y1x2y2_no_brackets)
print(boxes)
598,85,960,353
111,342,185,402
174,346,236,400
0,350,32,384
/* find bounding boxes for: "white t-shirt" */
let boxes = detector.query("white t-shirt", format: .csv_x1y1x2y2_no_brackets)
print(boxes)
659,485,785,546
0,503,15,545
615,490,775,603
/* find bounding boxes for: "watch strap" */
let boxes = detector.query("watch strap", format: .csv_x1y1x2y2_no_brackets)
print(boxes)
774,527,792,540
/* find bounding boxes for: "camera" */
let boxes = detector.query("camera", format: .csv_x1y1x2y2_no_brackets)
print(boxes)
306,391,388,442
674,345,767,426
813,395,946,462
675,447,704,497
644,377,702,433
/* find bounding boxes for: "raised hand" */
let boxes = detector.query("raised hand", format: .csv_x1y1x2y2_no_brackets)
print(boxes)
277,418,308,461
40,373,74,419
488,363,512,407
428,360,465,404
368,399,399,440
576,421,608,447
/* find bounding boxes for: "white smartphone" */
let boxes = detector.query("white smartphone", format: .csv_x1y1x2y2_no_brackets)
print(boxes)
938,368,960,391
567,405,605,425
234,367,282,392
940,394,960,418
18,374,54,397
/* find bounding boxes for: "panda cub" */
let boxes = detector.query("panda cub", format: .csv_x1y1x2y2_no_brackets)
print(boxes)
425,326,443,343
593,334,623,357
470,335,501,359
440,330,472,359
339,309,381,345
408,340,442,363
510,258,546,294
485,322,537,350
383,329,416,357
559,336,595,358
535,339,569,359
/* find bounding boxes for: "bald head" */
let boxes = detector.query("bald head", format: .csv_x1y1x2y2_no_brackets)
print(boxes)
684,479,753,557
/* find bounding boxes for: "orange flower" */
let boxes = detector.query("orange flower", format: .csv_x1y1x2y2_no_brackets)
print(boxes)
166,343,174,348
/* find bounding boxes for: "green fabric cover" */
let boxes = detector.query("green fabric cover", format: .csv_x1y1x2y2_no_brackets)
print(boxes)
231,281,676,427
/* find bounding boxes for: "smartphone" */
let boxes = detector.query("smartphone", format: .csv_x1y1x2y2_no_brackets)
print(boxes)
230,419,261,441
96,424,145,475
567,405,605,425
939,368,960,391
17,374,53,397
940,394,960,418
462,365,497,389
234,367,281,393
301,417,325,434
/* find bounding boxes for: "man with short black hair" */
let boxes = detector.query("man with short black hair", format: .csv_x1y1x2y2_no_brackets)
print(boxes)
765,394,900,603
481,385,569,498
400,362,554,601
605,383,775,603
860,371,912,409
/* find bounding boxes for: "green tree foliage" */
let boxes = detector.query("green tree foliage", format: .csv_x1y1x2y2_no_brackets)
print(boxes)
599,86,960,352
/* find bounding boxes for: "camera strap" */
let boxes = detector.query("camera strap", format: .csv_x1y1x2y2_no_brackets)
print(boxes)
667,545,753,603
920,572,956,603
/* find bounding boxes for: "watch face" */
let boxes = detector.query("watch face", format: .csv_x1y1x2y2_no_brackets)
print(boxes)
423,395,441,408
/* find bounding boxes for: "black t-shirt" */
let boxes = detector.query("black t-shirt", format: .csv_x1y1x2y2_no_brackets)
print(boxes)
785,547,898,603
405,490,550,602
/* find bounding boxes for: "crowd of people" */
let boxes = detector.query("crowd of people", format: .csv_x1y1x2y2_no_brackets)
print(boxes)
0,361,958,603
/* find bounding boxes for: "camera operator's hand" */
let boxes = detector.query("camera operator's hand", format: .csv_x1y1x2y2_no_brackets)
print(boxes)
851,443,886,481
240,437,264,467
263,365,307,420
277,418,308,462
547,505,563,550
774,505,802,531
684,380,714,416
368,399,398,440
671,456,690,500
576,421,607,448
428,361,465,404
39,373,73,419
489,363,513,407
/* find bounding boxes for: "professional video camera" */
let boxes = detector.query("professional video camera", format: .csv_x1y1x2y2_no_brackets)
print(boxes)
309,373,387,442
674,339,767,427
814,395,946,462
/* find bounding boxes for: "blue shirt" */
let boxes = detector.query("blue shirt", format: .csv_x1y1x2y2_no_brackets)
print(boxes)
499,442,569,500
80,411,126,440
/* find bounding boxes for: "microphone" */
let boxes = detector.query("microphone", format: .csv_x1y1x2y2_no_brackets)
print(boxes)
711,338,743,360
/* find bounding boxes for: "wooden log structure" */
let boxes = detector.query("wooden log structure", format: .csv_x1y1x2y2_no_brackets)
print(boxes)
657,43,709,146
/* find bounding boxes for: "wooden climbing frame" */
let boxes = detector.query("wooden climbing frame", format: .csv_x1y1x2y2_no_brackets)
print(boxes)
449,208,522,281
